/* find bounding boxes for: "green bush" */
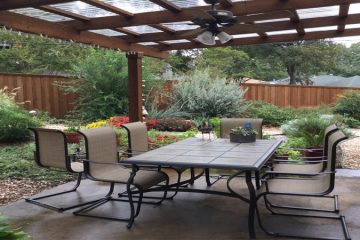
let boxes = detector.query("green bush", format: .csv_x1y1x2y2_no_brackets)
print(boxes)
0,215,29,240
341,116,360,128
334,90,360,120
171,69,249,118
63,50,160,122
0,88,42,142
246,101,296,126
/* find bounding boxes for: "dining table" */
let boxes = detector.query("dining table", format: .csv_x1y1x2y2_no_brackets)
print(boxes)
122,137,282,239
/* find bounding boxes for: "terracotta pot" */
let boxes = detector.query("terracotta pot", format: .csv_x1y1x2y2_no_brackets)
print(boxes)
302,148,324,163
65,132,82,144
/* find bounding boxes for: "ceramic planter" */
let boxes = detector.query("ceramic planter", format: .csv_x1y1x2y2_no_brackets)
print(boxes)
230,133,256,143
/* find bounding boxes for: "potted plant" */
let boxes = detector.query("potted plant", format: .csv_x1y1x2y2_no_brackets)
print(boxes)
229,126,257,143
64,126,82,144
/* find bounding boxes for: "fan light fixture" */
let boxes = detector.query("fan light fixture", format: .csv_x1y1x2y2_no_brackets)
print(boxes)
196,30,233,45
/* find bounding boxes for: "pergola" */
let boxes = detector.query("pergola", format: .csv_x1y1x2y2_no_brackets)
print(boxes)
1,0,360,121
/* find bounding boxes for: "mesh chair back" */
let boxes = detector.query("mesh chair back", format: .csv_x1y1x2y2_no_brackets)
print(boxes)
30,128,68,170
122,122,149,156
318,130,347,194
220,118,263,139
323,124,338,156
79,127,119,179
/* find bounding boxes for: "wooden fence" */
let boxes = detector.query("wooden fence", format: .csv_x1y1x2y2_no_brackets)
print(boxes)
1,73,360,118
0,73,76,118
241,83,360,108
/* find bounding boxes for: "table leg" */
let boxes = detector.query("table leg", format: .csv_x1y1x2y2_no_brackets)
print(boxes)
245,171,256,239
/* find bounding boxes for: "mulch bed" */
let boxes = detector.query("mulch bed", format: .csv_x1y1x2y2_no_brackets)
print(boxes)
0,179,68,206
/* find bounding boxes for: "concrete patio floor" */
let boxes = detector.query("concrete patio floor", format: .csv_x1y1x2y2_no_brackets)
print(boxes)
1,173,359,240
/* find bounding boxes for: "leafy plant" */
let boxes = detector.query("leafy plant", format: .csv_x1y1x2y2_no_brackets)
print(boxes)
341,115,360,128
171,69,249,118
281,116,334,148
0,215,30,240
231,126,257,136
334,90,360,120
0,87,42,142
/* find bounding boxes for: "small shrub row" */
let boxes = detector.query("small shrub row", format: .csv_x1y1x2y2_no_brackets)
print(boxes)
334,90,360,120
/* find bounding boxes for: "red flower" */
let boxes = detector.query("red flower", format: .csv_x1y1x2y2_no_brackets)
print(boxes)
164,135,168,139
148,139,155,144
156,136,163,141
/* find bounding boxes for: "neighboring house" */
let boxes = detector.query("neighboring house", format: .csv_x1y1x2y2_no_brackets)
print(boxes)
270,75,360,87
242,78,267,84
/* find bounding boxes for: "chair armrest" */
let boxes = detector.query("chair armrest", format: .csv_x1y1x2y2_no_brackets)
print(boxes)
264,170,335,177
271,159,327,164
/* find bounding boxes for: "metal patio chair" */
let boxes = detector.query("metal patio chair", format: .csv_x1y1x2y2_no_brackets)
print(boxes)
271,124,339,173
26,128,100,212
255,130,350,240
73,127,169,229
122,122,201,199
205,118,264,186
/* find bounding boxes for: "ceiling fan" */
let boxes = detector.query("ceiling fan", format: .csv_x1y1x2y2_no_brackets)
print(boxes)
165,0,293,46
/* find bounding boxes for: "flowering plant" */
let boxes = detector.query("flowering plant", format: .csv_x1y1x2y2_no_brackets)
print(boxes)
154,118,195,132
83,119,109,129
109,116,129,128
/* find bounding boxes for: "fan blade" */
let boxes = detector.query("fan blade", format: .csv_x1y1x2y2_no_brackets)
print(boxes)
235,10,294,23
180,27,207,38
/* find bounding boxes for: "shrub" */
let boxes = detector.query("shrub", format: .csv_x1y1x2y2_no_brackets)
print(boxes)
334,90,360,120
154,118,195,132
281,116,335,148
341,116,360,128
0,88,42,142
171,69,249,118
246,101,296,127
0,215,29,240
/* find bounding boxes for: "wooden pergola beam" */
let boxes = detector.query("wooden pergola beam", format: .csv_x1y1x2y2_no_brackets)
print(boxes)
150,24,176,34
113,28,140,37
122,13,360,43
219,0,234,8
338,4,350,32
290,10,305,35
81,0,134,18
0,0,69,11
63,0,360,30
149,0,182,13
159,28,360,50
0,11,168,59
37,5,90,22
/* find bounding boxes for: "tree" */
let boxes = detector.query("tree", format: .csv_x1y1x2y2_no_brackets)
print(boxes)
276,40,341,85
196,47,251,80
333,43,360,77
0,29,91,74
166,50,198,75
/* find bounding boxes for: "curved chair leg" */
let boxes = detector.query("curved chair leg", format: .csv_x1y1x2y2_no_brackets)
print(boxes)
25,173,101,212
264,193,340,216
256,194,352,240
73,182,138,229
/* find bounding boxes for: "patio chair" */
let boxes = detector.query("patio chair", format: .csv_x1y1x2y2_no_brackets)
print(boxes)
271,123,339,173
26,128,101,212
255,130,350,240
73,127,169,229
122,122,201,199
205,118,264,186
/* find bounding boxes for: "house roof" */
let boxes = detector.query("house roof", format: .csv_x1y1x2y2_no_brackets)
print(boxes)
1,0,360,58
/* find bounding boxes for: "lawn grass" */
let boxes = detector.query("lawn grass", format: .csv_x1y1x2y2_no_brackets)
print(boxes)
0,142,73,181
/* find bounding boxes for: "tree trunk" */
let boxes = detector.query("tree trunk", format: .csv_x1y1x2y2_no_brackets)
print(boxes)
287,64,297,85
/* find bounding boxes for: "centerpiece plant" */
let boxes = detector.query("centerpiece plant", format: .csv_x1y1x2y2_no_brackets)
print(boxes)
230,125,257,143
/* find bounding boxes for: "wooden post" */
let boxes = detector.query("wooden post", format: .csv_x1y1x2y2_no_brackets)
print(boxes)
126,51,143,122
